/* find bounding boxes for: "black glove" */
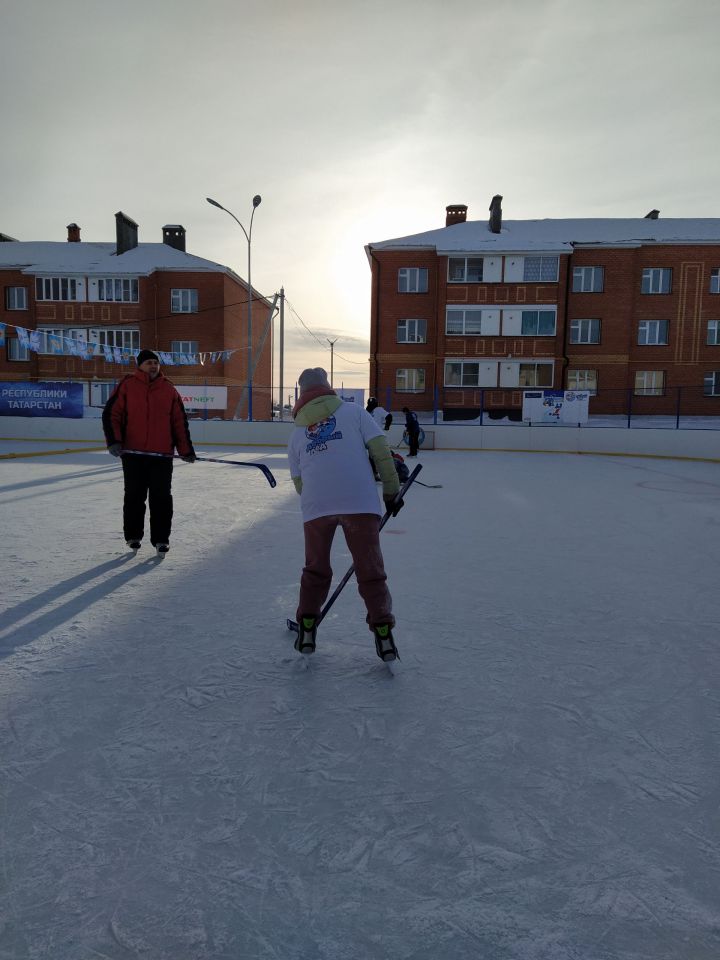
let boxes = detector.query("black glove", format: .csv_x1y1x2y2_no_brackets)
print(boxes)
384,415,392,430
108,443,122,457
180,453,196,463
384,495,404,517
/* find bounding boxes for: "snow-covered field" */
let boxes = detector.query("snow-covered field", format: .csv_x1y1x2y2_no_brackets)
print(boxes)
1,444,719,959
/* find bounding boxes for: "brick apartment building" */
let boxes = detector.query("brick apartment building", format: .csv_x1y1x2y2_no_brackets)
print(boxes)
0,213,273,419
366,199,720,419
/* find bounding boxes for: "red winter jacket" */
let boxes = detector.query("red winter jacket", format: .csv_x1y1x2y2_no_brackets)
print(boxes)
102,370,194,457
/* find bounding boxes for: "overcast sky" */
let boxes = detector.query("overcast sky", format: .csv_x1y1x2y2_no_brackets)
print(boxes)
1,0,718,390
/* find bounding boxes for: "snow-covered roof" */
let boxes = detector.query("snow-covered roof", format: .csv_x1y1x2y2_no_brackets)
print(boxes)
0,241,231,276
367,218,720,256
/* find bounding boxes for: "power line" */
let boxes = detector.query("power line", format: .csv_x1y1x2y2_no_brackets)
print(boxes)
284,296,368,365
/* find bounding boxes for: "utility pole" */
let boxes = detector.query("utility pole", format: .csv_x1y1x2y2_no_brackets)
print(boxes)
278,287,285,420
327,338,338,387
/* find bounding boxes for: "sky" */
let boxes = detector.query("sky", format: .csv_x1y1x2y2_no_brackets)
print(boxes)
2,440,720,957
1,0,719,388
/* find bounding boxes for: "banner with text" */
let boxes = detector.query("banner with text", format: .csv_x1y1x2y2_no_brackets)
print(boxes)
0,381,84,418
176,386,228,410
522,390,590,425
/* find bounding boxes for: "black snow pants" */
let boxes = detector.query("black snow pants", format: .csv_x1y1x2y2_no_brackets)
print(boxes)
121,454,174,545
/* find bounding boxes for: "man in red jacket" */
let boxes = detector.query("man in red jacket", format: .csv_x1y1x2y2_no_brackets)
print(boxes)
102,350,195,555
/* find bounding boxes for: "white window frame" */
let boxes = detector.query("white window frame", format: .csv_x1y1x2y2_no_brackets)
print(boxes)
520,309,556,336
523,256,559,282
7,338,30,361
396,368,425,392
703,371,720,396
171,289,198,313
447,257,484,283
634,371,665,396
570,318,601,344
5,286,28,310
36,326,68,355
97,278,139,302
518,362,554,388
92,327,141,354
445,307,485,336
641,268,671,294
34,277,85,301
638,320,669,345
171,340,199,355
707,320,720,345
89,381,117,406
397,268,428,294
567,369,597,394
396,319,427,344
710,269,720,294
444,360,499,388
572,266,604,293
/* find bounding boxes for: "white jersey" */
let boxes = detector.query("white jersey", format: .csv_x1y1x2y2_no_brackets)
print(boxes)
288,401,384,523
371,406,390,427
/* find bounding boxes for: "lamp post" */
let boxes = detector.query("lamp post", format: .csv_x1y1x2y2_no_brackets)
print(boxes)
207,194,262,420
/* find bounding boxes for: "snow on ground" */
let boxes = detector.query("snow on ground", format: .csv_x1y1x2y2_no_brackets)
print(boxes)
1,444,720,959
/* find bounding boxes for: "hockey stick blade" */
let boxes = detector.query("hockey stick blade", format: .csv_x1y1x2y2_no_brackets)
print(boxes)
416,480,443,488
286,463,423,632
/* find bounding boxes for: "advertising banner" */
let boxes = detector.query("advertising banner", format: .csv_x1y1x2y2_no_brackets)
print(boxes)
175,385,228,411
522,389,590,424
0,382,84,418
336,388,365,406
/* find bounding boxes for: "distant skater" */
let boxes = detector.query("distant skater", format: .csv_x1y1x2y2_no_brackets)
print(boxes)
402,406,421,457
288,368,403,662
366,397,392,430
102,350,195,556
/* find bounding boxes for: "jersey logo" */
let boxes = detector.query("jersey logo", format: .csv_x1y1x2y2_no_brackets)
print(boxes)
305,415,342,453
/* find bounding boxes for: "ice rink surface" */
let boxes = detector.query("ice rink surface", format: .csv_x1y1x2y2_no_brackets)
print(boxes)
1,444,719,959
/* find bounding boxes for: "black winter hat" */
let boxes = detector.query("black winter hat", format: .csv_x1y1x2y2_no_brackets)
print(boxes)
136,349,160,366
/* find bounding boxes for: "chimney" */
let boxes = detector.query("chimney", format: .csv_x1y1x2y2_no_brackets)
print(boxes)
445,204,468,227
115,211,139,255
644,209,660,219
67,223,81,242
162,224,186,252
489,195,503,234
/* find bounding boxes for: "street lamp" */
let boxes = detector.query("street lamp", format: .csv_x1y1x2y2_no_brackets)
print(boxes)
327,338,338,387
207,194,262,420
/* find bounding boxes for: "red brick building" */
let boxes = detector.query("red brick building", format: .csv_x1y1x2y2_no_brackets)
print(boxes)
0,213,273,419
366,200,720,418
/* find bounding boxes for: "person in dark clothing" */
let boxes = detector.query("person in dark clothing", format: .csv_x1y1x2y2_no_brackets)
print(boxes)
366,397,392,430
102,350,195,555
402,406,421,457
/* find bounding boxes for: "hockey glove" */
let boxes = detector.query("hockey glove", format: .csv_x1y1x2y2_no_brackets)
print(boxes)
384,494,404,517
108,443,122,457
180,453,196,463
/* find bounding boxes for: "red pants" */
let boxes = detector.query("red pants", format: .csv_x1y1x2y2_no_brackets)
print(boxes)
297,514,394,628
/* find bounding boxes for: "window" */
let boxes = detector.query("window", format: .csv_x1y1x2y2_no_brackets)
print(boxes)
634,371,665,395
448,257,484,283
641,268,671,294
567,369,597,393
171,340,199,355
7,338,30,361
98,278,139,302
519,363,553,387
171,289,198,313
445,361,482,387
5,286,27,310
703,372,720,396
707,320,720,345
94,328,140,353
709,269,720,294
35,277,83,301
446,307,484,335
396,368,425,392
638,320,668,345
397,319,427,343
520,310,556,336
572,266,604,293
36,327,67,354
523,256,559,282
397,268,428,293
570,318,601,344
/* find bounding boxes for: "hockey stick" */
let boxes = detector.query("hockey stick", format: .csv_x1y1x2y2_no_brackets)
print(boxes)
287,463,423,633
120,449,276,487
416,480,443,489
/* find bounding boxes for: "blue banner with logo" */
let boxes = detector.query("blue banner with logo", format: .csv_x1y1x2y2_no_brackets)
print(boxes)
0,382,84,418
